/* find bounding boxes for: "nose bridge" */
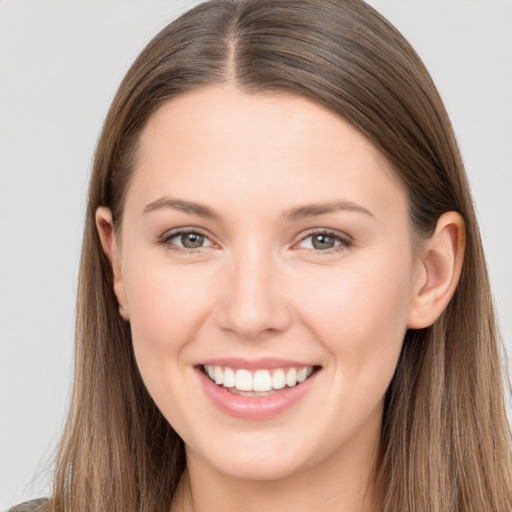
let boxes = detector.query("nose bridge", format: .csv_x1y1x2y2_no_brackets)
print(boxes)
216,235,290,338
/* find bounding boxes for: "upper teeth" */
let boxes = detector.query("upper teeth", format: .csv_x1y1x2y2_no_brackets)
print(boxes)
204,365,314,392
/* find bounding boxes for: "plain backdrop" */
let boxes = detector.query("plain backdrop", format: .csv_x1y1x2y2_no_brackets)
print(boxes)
1,0,511,509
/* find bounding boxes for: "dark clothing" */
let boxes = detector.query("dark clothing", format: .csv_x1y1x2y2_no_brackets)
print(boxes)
8,498,48,512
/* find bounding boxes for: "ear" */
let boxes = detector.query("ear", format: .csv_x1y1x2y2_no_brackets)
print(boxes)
95,206,130,321
407,211,465,329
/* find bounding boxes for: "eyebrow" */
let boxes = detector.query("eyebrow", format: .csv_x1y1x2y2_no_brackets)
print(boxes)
143,197,222,219
282,200,374,221
142,196,373,221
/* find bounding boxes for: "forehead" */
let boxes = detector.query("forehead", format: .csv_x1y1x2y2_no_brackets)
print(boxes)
127,86,407,223
138,86,386,167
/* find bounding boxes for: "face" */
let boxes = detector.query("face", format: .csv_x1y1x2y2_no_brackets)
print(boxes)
103,87,424,481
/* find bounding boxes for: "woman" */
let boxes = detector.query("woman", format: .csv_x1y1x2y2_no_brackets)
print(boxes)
10,0,512,511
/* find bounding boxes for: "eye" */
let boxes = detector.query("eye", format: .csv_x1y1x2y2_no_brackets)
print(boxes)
296,230,352,253
161,229,215,251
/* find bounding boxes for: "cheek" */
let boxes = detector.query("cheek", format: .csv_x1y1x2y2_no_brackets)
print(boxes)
285,257,413,449
121,259,215,402
294,254,413,385
125,258,213,341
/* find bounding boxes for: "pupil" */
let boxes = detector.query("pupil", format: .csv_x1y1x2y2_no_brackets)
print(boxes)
182,233,204,249
312,234,334,250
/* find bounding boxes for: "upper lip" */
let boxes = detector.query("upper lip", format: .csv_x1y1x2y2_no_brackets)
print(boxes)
196,357,319,370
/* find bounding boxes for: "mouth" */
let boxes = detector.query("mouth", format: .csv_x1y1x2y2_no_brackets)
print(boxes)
200,364,320,397
196,357,322,420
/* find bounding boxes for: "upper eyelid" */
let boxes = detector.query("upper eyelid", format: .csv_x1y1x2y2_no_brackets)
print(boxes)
162,227,213,240
296,229,352,244
159,228,218,251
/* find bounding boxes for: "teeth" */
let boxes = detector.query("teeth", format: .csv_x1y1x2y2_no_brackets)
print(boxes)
253,370,272,392
235,369,253,391
203,365,315,392
272,369,286,390
214,366,223,385
297,367,308,383
223,367,236,388
286,368,297,387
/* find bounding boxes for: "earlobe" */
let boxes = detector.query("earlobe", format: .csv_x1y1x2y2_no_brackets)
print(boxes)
95,207,130,321
407,211,465,329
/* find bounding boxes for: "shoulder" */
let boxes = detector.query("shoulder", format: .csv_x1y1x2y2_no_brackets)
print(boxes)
8,498,49,512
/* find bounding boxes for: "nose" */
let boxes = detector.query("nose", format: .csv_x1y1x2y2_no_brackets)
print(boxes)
214,240,292,339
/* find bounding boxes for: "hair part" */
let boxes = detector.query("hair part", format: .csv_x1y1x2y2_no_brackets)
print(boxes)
49,1,512,511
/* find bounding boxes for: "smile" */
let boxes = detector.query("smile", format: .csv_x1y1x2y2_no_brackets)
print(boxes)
197,361,321,420
203,365,314,395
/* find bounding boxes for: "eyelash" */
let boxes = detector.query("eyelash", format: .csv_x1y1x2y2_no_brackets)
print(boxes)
159,228,352,255
296,229,352,255
159,228,213,254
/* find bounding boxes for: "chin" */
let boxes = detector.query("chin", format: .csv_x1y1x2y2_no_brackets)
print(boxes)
189,429,320,482
208,451,311,482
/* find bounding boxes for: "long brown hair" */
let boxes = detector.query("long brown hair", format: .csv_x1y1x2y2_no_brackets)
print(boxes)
49,1,512,511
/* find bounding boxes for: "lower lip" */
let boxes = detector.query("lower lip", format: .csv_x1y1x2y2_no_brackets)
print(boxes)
196,367,319,420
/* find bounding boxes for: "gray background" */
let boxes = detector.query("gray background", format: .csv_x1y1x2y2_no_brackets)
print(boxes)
1,0,511,509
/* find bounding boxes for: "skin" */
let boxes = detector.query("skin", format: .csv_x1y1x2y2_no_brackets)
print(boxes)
97,86,465,512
